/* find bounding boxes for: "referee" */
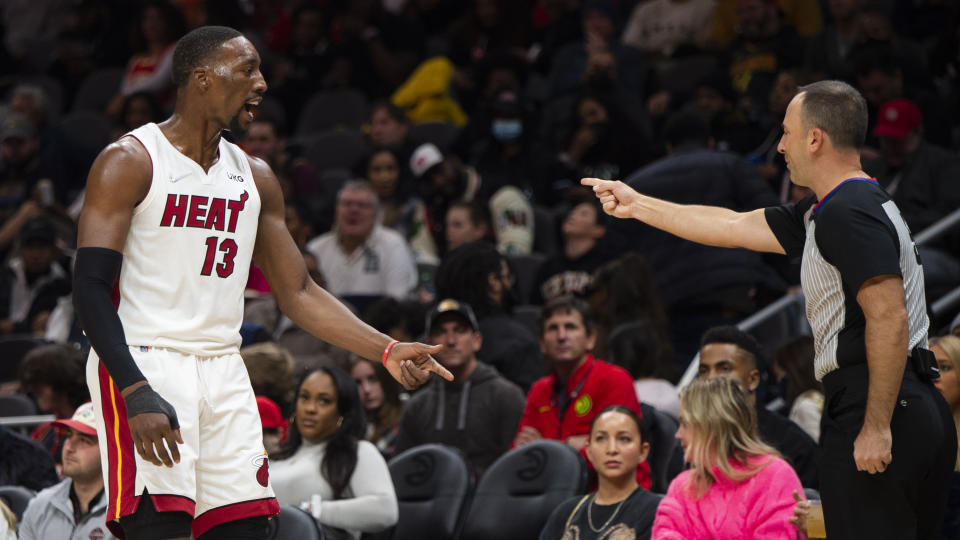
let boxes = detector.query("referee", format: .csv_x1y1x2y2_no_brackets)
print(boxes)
584,80,956,539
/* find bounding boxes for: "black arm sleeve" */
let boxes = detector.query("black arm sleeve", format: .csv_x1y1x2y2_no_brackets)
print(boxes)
73,247,146,390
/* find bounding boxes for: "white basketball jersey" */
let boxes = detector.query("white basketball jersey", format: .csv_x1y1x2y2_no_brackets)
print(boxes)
117,123,261,355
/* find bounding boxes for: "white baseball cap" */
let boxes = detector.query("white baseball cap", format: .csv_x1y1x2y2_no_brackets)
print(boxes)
410,143,443,178
52,402,97,437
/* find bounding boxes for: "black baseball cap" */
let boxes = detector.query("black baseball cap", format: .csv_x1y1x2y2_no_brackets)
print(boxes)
425,299,480,335
20,216,56,244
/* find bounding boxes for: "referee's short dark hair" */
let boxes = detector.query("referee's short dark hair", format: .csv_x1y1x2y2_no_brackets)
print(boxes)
701,325,762,370
796,80,868,151
172,26,243,88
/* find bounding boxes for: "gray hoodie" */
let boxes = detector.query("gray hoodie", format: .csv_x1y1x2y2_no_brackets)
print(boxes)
19,478,116,540
395,362,525,475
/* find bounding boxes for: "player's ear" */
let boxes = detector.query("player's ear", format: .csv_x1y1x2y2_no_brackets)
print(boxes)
194,67,209,91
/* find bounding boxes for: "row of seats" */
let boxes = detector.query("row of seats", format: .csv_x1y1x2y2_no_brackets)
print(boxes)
386,440,587,540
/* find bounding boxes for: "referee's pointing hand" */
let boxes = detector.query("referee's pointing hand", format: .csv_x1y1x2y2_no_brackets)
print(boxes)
581,178,642,220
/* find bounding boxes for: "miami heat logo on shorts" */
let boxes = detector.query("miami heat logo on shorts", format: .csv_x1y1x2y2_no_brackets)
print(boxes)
251,453,270,487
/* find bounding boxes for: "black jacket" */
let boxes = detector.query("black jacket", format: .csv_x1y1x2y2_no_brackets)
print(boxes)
757,407,821,489
0,427,59,491
607,147,786,309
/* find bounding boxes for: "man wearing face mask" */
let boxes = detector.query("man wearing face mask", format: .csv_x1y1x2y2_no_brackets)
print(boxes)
464,89,550,203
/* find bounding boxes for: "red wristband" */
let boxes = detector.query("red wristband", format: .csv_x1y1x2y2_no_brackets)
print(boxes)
381,340,399,366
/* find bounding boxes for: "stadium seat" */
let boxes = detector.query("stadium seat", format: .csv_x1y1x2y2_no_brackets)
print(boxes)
264,505,324,540
0,335,47,383
302,129,369,173
408,122,460,152
506,253,546,305
0,394,38,418
640,402,685,494
532,205,559,257
388,444,472,540
72,68,124,113
0,485,35,520
511,304,541,339
460,440,588,540
58,110,113,168
297,90,368,135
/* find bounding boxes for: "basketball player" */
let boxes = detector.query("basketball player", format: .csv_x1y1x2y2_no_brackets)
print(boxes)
73,27,452,540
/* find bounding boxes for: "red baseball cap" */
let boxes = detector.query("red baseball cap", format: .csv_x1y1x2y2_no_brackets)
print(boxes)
52,402,98,437
873,99,922,138
256,396,288,440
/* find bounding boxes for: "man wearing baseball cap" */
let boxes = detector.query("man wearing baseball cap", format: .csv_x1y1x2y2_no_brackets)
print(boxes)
19,402,117,540
864,98,960,295
394,299,525,475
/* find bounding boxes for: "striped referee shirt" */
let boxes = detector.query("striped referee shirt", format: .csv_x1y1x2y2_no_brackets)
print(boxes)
765,178,928,380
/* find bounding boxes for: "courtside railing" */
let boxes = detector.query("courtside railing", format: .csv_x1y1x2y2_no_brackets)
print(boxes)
678,206,960,389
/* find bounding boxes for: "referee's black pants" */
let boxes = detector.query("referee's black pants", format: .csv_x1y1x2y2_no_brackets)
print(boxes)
820,363,957,540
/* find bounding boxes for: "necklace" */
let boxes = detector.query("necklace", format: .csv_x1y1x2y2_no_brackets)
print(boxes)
587,494,627,533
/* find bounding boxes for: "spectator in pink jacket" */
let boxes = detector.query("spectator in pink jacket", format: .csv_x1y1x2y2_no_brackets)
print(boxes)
652,377,805,540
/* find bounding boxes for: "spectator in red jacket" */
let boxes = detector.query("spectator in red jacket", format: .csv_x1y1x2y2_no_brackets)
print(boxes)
513,295,650,487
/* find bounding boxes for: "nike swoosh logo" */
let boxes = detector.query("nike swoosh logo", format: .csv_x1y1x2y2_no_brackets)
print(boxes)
170,173,191,183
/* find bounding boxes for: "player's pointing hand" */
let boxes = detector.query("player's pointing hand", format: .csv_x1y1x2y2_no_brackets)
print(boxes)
384,342,453,390
581,177,642,220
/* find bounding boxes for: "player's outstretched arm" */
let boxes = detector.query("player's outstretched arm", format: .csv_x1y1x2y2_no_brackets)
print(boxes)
248,157,452,389
581,177,786,254
75,138,183,468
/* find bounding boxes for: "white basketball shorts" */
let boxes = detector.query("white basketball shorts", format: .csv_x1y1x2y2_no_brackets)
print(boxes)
86,346,279,538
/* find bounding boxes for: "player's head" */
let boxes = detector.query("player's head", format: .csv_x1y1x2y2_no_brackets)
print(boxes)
777,80,867,186
698,325,762,404
171,26,266,129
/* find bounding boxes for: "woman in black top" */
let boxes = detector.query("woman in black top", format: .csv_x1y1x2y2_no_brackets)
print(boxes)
541,406,662,540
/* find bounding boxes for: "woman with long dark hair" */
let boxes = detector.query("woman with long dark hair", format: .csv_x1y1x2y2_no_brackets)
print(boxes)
350,356,404,458
772,337,823,442
541,405,662,539
271,367,397,539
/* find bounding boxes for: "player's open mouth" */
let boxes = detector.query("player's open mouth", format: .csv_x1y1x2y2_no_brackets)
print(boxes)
242,98,261,121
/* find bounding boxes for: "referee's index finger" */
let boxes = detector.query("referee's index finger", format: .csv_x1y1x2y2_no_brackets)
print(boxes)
580,177,616,190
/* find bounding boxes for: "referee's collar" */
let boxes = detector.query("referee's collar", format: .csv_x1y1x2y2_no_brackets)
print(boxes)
812,177,878,215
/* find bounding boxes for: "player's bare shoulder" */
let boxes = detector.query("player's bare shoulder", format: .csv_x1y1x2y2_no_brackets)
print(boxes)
245,154,283,210
86,135,153,205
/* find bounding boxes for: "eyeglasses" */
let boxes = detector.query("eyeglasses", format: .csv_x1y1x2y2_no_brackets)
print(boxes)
338,199,375,209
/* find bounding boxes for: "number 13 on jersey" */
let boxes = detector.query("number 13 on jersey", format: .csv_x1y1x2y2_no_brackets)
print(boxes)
202,236,238,277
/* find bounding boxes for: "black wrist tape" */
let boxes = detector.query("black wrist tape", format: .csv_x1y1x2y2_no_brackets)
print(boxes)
124,385,180,430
